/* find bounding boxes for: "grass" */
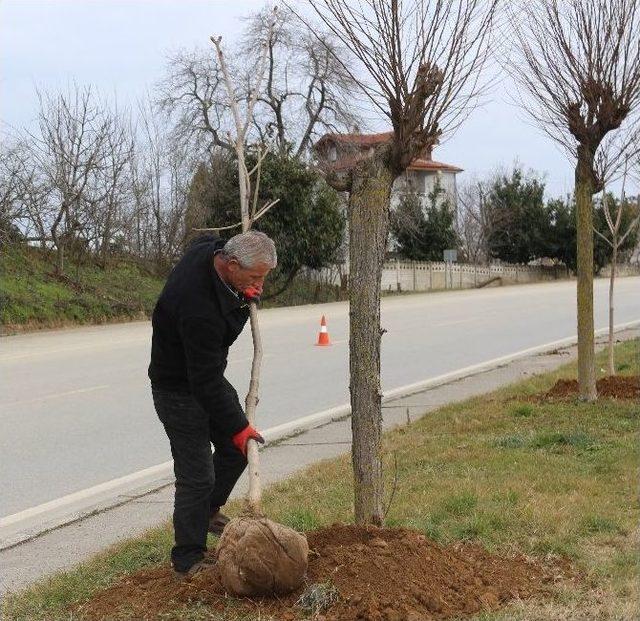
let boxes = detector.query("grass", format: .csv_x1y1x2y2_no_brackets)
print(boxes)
2,339,638,621
0,244,164,332
0,244,347,331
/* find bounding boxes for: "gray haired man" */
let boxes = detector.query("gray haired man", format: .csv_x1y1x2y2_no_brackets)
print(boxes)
148,231,277,577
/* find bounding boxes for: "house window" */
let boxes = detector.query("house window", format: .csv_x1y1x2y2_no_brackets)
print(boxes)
421,172,432,194
403,171,416,192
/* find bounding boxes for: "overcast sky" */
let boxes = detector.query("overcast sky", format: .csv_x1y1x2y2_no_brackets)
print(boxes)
1,0,633,198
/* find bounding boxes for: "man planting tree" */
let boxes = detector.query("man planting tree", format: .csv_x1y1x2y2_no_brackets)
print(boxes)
148,230,277,577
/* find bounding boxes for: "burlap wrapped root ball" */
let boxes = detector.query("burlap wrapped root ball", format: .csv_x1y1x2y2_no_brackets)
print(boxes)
216,516,309,597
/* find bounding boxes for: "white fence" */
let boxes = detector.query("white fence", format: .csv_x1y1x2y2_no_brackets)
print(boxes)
380,261,570,291
309,260,571,292
599,263,640,278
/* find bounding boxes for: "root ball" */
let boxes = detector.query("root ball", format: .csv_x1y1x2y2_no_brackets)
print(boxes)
216,516,309,597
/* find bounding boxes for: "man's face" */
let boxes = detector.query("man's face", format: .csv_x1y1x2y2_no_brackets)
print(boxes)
227,259,272,295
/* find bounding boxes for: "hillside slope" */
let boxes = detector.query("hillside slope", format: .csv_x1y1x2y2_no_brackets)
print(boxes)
0,246,164,334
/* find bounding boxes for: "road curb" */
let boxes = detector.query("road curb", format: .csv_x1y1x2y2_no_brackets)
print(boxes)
2,320,638,550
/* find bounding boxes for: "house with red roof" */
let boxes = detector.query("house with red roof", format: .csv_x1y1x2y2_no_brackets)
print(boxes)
315,131,463,209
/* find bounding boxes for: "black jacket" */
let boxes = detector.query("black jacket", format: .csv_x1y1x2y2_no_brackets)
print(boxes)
148,236,250,436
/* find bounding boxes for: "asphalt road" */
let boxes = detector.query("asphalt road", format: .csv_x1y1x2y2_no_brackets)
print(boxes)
2,277,639,518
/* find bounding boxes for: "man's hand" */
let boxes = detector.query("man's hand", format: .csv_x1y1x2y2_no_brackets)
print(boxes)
242,285,262,302
232,424,265,456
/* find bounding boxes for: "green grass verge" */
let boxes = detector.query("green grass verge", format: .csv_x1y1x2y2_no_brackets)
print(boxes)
0,245,348,331
0,245,164,331
2,339,638,621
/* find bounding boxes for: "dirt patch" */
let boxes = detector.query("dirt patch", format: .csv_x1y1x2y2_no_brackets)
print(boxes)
543,375,639,400
75,524,564,621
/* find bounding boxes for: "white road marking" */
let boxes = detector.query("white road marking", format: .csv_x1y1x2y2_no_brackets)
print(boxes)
2,356,273,408
1,385,110,408
0,462,173,530
0,338,149,362
433,318,475,327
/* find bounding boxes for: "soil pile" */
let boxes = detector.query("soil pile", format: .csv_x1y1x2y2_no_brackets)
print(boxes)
544,375,639,400
76,524,560,621
217,516,308,596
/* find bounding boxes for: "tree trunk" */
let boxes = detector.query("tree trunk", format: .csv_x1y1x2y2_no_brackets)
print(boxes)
608,240,617,377
51,203,66,275
348,157,393,526
57,243,65,275
101,205,113,265
575,148,597,401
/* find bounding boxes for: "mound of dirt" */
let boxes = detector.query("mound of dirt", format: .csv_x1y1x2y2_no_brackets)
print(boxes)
75,524,561,621
544,375,639,400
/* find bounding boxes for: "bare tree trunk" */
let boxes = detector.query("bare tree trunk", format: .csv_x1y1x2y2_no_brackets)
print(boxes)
348,158,393,526
154,202,162,270
575,149,597,401
608,240,617,376
51,202,67,275
57,244,65,274
100,209,113,265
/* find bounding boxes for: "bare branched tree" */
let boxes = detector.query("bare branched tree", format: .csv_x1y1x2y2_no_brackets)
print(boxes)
157,49,233,157
242,6,360,157
0,139,36,243
456,176,504,264
3,142,53,246
507,0,640,401
3,85,207,274
91,111,135,263
26,86,114,273
137,99,192,271
157,7,360,162
301,0,498,525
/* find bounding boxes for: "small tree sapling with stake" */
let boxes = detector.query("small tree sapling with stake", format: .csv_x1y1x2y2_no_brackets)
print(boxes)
208,9,309,598
594,158,640,376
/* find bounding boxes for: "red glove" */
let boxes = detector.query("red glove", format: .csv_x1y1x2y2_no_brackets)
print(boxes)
243,285,262,302
232,424,265,456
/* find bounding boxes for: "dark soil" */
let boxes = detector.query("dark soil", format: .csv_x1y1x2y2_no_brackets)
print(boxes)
543,375,639,400
75,524,564,621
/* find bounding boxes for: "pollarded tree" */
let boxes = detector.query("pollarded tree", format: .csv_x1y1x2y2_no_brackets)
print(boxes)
508,0,640,401
303,0,498,525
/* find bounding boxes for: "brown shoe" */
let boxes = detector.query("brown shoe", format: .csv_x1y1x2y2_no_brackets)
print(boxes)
208,510,230,536
173,557,215,580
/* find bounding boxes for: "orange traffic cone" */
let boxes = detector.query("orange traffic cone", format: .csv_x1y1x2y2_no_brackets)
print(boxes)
316,315,331,346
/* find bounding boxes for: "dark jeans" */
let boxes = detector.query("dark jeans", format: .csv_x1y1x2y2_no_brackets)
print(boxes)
152,389,247,572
